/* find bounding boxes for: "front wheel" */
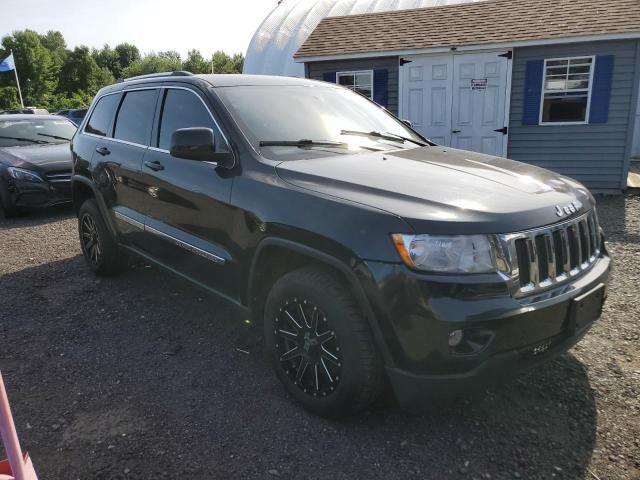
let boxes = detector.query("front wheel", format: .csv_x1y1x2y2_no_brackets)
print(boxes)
264,267,383,417
78,199,128,275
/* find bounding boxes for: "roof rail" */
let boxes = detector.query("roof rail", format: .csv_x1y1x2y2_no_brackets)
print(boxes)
120,71,194,83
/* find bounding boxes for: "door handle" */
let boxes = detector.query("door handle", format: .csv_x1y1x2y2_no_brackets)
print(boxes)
144,160,165,171
96,146,110,156
452,130,461,134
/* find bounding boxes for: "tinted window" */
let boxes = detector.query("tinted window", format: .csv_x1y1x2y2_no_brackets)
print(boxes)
85,94,120,137
158,89,216,150
114,89,158,145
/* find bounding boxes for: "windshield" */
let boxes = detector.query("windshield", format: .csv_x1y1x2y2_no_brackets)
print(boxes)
0,118,77,147
215,85,428,161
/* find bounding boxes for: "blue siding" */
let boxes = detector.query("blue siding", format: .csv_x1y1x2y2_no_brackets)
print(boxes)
509,40,640,193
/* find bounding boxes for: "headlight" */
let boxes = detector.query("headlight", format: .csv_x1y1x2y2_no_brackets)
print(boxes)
392,234,507,274
7,167,44,182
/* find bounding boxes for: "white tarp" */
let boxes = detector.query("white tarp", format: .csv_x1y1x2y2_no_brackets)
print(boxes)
244,0,481,77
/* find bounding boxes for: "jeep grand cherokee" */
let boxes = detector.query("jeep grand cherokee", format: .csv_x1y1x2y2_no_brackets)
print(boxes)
71,72,610,417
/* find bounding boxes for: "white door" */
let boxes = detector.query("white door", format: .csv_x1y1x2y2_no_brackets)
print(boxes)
400,52,510,156
451,53,509,156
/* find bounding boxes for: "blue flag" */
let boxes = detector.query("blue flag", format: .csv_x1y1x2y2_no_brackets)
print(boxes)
0,53,15,72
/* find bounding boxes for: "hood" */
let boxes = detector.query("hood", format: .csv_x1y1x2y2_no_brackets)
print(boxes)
0,143,72,173
275,146,594,235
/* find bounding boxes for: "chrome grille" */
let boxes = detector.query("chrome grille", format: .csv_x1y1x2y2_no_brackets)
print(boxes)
45,171,72,183
502,211,601,297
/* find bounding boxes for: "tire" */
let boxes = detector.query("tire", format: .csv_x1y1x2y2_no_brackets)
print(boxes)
0,189,20,218
264,266,383,417
78,199,128,275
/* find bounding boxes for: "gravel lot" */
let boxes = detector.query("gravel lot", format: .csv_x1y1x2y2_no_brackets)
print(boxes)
0,195,639,480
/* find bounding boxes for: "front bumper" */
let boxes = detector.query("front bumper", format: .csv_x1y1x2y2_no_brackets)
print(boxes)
7,178,72,208
360,252,611,405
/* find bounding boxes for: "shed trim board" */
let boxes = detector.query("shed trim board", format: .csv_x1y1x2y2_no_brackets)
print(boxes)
296,32,640,63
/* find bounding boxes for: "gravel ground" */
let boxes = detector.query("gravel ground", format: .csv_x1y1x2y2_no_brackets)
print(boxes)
0,195,638,480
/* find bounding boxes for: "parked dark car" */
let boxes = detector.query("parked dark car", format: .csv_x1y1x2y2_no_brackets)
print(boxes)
0,115,77,217
0,108,50,115
71,72,611,417
56,109,87,126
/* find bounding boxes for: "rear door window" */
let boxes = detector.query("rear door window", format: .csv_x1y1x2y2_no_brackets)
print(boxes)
85,94,120,137
114,89,159,146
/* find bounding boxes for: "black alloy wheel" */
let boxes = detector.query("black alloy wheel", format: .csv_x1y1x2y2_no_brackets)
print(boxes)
77,199,128,275
264,267,383,417
275,297,342,397
80,212,101,265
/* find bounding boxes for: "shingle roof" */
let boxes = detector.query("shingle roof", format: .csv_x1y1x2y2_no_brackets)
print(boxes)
294,0,640,59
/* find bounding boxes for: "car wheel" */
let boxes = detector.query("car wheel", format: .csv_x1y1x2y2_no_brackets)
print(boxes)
264,266,383,417
0,190,20,218
78,199,128,275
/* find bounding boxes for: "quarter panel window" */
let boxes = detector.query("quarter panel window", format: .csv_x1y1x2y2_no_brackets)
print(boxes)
541,57,593,124
114,89,159,145
337,71,373,99
157,89,217,150
85,94,120,137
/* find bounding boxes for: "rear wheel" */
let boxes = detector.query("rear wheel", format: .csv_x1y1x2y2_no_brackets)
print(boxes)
78,199,128,275
264,267,383,417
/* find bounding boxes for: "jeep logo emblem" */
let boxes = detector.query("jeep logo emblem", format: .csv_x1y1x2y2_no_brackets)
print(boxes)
555,200,582,217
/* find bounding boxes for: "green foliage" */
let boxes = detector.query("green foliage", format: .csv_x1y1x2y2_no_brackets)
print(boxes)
0,87,19,109
211,50,244,74
183,49,210,74
1,30,57,106
59,46,114,96
115,43,140,71
121,50,183,78
0,30,243,110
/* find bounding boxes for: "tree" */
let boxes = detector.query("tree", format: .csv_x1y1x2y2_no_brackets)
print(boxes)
0,30,244,109
115,43,140,72
183,49,210,74
93,44,121,79
39,30,67,77
1,30,57,106
211,50,244,74
121,51,183,78
58,46,114,95
0,87,19,110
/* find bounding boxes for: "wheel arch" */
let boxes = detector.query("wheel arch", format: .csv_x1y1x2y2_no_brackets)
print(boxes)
71,175,117,236
248,237,393,365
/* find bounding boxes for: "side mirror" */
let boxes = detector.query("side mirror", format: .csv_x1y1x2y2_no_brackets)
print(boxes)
170,127,234,169
401,119,413,128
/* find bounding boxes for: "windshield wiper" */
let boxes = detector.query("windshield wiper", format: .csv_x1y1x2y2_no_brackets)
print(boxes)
259,139,349,149
0,135,49,145
340,129,428,147
37,133,71,141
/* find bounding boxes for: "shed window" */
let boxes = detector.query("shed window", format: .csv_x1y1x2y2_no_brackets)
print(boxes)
540,57,593,124
336,71,373,100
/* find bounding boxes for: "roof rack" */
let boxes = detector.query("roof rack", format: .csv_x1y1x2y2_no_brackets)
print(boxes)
120,71,193,83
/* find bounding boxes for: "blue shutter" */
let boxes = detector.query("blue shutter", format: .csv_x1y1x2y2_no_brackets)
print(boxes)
589,55,615,124
373,69,388,108
522,59,544,125
322,72,336,83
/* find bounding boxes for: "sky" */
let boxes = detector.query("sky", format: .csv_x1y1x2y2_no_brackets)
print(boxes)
3,0,279,57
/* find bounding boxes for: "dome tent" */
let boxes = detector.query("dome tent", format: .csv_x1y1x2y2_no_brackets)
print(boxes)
243,0,480,77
